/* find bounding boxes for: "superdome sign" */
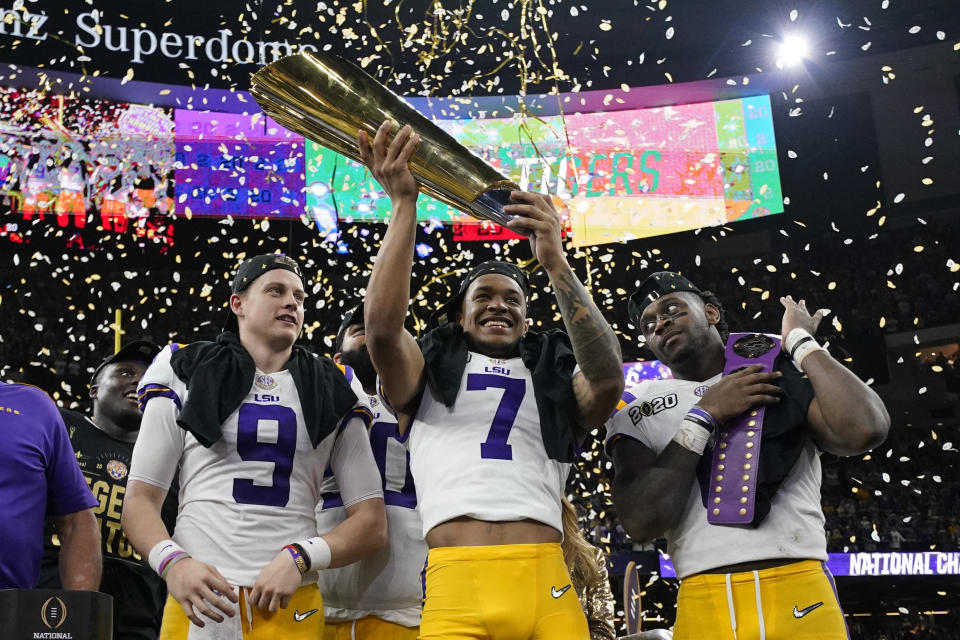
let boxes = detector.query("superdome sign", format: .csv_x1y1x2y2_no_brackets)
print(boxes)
0,2,321,89
71,11,318,66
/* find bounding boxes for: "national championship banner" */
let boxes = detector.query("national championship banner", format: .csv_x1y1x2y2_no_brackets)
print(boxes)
658,552,960,578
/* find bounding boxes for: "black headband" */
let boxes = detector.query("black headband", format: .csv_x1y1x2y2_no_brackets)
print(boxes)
627,271,702,325
335,302,365,352
230,254,303,293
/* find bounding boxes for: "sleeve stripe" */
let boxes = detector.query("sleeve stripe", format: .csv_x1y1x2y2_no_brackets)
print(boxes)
609,390,637,419
137,384,182,412
336,405,374,435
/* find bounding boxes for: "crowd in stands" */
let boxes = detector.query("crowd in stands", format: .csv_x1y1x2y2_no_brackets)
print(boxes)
847,613,960,640
822,424,960,553
697,218,960,337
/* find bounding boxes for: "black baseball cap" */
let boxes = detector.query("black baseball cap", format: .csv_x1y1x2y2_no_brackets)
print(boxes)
429,260,529,328
223,253,305,332
627,271,702,325
335,302,365,353
90,340,161,386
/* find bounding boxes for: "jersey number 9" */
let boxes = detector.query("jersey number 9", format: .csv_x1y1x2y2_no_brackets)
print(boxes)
233,403,298,507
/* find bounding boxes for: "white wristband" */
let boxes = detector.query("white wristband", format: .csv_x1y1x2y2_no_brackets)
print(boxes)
783,327,811,353
148,539,186,575
784,328,827,369
672,418,712,456
298,536,332,571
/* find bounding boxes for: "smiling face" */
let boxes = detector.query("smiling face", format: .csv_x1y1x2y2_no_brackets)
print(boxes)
231,268,306,352
638,292,720,366
457,273,527,358
91,360,149,433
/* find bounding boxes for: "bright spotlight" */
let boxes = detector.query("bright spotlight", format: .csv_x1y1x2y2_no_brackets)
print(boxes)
776,34,810,68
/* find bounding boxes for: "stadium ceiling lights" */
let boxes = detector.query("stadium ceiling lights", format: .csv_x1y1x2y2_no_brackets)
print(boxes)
775,34,810,68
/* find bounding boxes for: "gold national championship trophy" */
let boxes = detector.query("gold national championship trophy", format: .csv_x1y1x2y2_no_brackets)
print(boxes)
250,52,520,226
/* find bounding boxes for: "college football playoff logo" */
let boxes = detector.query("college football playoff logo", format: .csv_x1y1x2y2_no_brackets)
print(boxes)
41,596,68,629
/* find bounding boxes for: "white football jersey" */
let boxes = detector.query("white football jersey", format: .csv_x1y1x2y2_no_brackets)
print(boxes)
316,366,425,627
604,376,827,578
407,352,570,536
131,344,382,587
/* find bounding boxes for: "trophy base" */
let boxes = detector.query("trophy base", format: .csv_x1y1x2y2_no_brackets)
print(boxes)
469,189,518,229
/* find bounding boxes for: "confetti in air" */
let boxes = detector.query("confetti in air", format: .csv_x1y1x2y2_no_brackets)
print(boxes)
2,0,960,630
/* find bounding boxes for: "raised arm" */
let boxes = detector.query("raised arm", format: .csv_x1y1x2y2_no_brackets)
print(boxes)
779,296,890,456
358,121,426,425
504,192,623,431
56,508,101,590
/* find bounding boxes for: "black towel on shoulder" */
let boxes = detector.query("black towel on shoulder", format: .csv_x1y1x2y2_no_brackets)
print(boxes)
169,331,357,448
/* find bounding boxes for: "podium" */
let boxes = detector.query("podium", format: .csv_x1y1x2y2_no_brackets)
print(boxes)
0,589,112,640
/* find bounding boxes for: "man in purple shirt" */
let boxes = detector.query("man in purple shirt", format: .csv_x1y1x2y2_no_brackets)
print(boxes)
0,381,101,589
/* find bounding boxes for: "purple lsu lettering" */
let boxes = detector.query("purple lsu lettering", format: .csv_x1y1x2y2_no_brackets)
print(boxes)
254,393,279,402
484,365,511,376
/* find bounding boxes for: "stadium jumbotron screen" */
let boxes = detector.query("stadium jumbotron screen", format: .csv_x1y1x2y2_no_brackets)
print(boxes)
2,84,783,246
306,94,784,246
174,109,304,218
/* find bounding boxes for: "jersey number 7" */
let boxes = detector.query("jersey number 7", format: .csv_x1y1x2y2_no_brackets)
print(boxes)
467,373,526,461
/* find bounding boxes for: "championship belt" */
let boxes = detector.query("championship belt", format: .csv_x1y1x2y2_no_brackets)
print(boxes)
706,332,781,525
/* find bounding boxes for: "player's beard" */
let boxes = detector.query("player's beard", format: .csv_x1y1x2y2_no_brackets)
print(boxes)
463,330,521,359
340,344,377,393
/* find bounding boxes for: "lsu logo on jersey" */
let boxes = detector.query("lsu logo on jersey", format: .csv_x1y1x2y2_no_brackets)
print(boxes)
106,459,128,480
628,394,678,425
484,365,511,375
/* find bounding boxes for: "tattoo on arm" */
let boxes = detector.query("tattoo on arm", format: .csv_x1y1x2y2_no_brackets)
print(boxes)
552,267,623,382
